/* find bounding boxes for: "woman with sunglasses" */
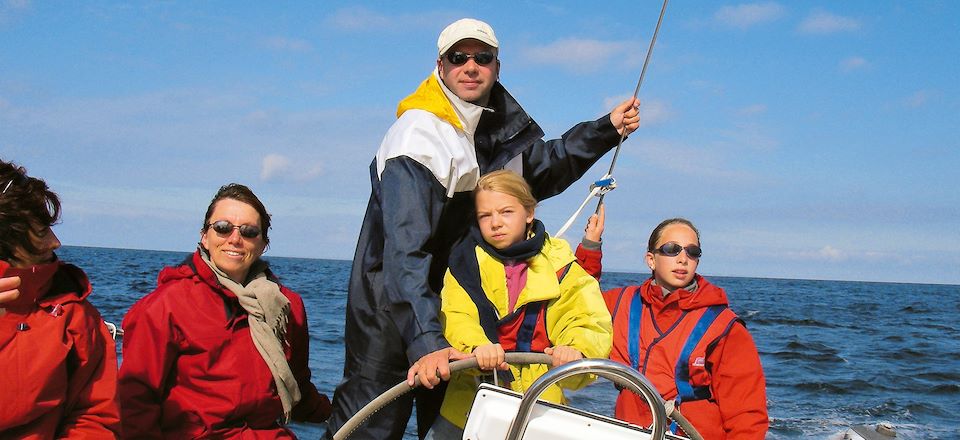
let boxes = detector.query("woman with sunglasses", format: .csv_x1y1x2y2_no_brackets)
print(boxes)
118,183,331,439
594,218,768,439
0,159,121,438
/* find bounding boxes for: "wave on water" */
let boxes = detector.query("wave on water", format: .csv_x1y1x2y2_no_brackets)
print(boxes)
749,316,839,328
790,380,873,395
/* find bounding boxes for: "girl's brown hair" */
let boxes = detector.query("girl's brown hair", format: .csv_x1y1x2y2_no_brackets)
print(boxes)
647,218,700,251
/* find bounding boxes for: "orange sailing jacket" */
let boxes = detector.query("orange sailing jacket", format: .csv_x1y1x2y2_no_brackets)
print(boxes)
602,276,768,439
0,260,121,438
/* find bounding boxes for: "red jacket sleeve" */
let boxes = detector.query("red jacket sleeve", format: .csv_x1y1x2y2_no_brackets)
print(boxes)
118,297,180,439
284,291,332,423
575,242,602,281
59,302,122,438
709,322,769,439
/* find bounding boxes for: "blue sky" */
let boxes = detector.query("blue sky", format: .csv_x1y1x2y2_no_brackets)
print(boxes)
2,1,958,285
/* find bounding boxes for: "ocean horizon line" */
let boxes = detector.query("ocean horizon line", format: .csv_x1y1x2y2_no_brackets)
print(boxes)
58,244,960,288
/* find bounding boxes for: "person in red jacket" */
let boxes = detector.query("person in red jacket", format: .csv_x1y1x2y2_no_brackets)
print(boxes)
577,216,768,439
118,183,331,439
0,159,121,438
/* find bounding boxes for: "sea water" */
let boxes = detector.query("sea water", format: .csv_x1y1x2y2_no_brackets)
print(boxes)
57,246,960,439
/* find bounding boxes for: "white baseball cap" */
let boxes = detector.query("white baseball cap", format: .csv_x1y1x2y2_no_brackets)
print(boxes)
437,18,499,56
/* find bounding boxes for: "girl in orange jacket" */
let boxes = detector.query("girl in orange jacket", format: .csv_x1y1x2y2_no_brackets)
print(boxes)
577,216,768,439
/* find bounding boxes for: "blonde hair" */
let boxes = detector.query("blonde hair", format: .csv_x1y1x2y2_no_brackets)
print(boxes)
474,170,538,211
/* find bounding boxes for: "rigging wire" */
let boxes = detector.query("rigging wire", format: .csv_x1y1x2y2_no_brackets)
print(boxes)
553,0,669,238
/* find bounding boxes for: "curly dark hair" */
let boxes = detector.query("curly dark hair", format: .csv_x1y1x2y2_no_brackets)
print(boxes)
202,183,271,245
0,159,62,263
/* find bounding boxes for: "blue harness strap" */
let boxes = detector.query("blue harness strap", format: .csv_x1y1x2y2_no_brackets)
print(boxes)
628,289,644,371
674,305,726,403
514,302,543,353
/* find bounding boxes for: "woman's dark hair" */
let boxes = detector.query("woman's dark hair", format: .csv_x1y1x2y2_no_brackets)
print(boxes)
202,183,271,245
0,160,62,263
647,217,700,251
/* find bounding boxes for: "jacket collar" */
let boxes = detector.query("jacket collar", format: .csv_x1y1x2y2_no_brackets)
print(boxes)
395,70,545,171
641,274,729,311
395,70,487,137
476,81,545,172
470,219,546,263
1,259,91,312
161,249,278,301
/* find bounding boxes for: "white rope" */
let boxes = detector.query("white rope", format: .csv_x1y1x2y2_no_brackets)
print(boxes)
553,187,601,239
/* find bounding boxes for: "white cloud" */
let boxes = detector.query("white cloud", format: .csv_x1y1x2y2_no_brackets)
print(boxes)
839,56,869,73
782,246,846,262
818,245,844,261
260,153,324,182
261,154,291,181
780,246,910,263
714,2,785,29
602,96,673,127
521,38,637,74
260,36,312,53
798,10,861,34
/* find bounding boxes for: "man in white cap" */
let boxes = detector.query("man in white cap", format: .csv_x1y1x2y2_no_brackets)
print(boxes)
326,18,640,439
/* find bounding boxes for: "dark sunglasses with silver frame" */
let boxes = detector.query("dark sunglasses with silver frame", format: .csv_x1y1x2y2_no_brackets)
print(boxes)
652,242,702,259
445,50,496,66
205,220,262,239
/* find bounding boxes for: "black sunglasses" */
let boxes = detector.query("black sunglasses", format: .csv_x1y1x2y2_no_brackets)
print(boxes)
653,242,702,259
445,51,496,66
205,220,261,239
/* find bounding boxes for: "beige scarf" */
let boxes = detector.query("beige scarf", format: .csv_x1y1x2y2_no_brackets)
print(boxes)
199,248,300,422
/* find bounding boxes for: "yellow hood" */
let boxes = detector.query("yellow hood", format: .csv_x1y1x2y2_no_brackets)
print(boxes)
396,70,487,136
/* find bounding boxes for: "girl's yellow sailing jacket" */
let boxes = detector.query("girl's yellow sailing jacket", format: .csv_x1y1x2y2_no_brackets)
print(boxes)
438,228,612,428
